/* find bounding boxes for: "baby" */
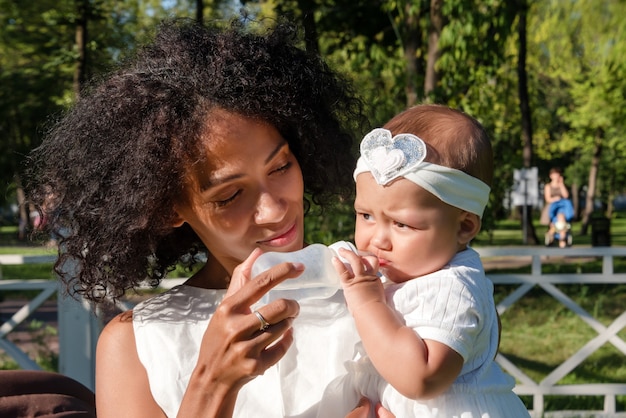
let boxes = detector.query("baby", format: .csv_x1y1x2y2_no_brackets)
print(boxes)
318,104,530,417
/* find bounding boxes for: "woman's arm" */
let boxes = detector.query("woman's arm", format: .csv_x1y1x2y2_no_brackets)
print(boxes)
544,183,554,203
557,179,569,199
334,250,463,400
96,311,166,418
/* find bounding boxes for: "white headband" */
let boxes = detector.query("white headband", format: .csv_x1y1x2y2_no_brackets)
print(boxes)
353,128,491,217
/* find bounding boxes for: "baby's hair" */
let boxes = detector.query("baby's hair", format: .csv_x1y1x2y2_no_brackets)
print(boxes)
383,104,493,187
25,18,364,302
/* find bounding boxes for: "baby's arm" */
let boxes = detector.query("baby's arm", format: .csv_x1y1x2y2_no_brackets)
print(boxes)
333,249,463,400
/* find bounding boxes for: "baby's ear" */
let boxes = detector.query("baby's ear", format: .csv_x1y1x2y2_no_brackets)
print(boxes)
457,212,481,245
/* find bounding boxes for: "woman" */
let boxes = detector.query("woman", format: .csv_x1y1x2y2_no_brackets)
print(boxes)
543,167,574,247
26,18,388,417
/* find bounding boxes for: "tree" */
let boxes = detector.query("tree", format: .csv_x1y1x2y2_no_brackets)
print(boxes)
516,0,539,244
0,0,76,236
529,0,626,234
0,0,195,237
424,0,443,98
382,0,428,107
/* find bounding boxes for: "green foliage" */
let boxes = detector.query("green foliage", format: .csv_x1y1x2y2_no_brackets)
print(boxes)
528,0,626,202
437,0,517,101
0,0,76,205
304,200,355,245
0,0,235,209
3,0,626,235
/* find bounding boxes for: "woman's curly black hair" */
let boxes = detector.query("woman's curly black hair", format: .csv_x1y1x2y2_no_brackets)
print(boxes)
25,18,365,303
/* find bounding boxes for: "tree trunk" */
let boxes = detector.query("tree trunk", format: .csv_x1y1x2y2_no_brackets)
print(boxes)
516,0,538,245
517,3,532,169
297,0,319,54
424,0,443,97
571,182,579,220
196,0,204,24
403,3,422,107
580,131,603,235
73,0,89,99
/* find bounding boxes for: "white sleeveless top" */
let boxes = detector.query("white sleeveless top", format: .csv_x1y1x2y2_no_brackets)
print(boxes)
133,285,359,417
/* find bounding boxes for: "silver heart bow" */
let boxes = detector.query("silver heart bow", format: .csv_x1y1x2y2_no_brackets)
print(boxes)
360,128,427,185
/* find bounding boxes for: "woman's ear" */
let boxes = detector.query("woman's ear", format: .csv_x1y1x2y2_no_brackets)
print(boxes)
170,210,185,228
457,212,481,246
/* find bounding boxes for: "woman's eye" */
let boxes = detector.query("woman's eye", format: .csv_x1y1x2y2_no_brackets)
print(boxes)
214,190,240,207
273,162,291,174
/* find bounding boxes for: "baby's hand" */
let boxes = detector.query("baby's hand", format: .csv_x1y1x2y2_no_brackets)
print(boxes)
332,248,385,313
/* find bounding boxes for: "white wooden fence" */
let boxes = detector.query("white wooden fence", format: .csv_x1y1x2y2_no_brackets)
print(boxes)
1,248,626,417
476,247,626,418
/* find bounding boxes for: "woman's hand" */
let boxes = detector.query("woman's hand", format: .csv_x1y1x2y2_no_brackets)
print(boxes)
554,174,563,185
346,397,396,418
178,249,302,417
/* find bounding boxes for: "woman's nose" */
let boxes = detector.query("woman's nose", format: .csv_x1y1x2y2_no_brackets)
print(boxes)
254,191,286,224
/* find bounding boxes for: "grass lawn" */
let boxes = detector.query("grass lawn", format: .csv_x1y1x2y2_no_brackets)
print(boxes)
474,213,626,247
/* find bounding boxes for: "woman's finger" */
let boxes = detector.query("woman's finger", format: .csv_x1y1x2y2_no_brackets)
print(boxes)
374,402,396,418
225,248,263,298
248,299,299,336
230,311,297,377
255,321,295,367
225,259,304,312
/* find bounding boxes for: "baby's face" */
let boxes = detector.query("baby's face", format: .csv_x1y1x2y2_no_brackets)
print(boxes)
353,173,466,283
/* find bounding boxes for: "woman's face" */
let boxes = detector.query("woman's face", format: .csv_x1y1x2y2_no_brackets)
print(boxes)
549,171,562,183
174,110,305,274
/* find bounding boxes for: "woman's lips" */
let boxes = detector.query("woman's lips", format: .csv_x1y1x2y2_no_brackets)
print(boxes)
258,223,298,248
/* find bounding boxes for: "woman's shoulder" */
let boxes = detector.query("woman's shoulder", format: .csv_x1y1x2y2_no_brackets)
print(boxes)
97,310,138,371
99,310,135,347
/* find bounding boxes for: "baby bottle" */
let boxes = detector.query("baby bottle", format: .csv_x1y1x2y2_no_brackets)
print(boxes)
251,241,357,304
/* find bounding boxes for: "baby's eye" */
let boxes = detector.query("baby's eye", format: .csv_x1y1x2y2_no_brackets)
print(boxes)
357,212,372,221
394,221,413,229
